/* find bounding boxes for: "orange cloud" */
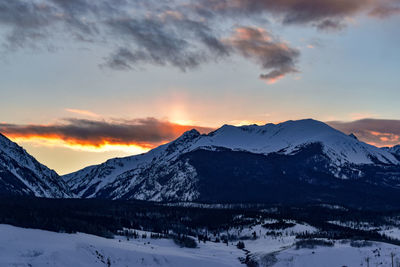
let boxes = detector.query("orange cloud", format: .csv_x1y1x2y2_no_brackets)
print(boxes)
327,119,400,147
234,27,272,42
0,118,214,152
11,135,151,155
349,112,377,120
369,131,399,143
265,74,285,84
224,26,299,84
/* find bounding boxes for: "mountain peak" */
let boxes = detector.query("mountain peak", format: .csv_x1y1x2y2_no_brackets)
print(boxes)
181,129,200,138
383,144,400,156
349,133,358,140
62,118,400,203
189,119,399,166
0,133,71,198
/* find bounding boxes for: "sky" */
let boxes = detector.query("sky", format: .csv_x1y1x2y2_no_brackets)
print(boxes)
1,0,400,174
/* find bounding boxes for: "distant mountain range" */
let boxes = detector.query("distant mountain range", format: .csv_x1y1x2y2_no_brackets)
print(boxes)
1,119,400,208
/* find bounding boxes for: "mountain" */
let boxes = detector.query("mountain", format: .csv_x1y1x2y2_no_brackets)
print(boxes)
0,133,71,197
383,145,400,160
63,119,400,207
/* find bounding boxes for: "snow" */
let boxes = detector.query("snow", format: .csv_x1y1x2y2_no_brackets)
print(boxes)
380,227,400,240
0,224,243,267
327,221,400,241
62,128,203,199
0,133,71,198
327,221,380,231
189,119,399,166
383,145,400,156
273,241,400,267
227,221,318,257
63,119,400,200
2,119,399,201
2,223,400,267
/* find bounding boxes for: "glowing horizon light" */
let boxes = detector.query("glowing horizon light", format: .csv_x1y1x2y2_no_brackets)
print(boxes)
170,119,196,126
230,120,267,126
9,136,155,154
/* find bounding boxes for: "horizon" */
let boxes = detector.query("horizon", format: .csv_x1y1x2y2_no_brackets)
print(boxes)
1,0,400,174
1,117,399,175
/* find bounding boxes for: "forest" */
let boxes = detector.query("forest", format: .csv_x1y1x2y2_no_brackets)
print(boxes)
1,196,400,247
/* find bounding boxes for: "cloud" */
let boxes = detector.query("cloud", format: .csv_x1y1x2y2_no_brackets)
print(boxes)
200,0,400,30
102,14,230,71
0,0,299,83
2,117,400,151
225,27,299,83
0,118,214,149
1,0,399,83
369,2,400,18
327,119,400,147
65,108,100,118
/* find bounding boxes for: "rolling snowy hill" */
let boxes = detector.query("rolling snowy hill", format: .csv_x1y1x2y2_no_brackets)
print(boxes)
0,224,242,267
63,119,400,206
1,223,399,267
0,133,71,197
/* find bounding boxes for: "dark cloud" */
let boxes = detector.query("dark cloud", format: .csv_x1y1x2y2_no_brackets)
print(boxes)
314,19,345,32
3,117,399,149
0,118,214,148
199,0,399,30
103,11,232,70
103,16,215,71
225,27,299,83
369,1,400,18
1,0,399,82
327,119,400,147
0,0,298,82
0,1,53,49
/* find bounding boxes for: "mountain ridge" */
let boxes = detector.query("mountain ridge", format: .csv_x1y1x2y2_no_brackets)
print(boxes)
62,119,400,205
0,133,71,198
2,119,400,206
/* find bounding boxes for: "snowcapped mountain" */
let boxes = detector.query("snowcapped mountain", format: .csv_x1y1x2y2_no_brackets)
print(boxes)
0,133,71,197
63,119,400,206
383,145,400,160
187,119,398,165
391,145,400,154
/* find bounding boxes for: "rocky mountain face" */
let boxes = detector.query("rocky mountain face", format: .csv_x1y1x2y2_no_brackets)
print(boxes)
0,133,71,197
62,119,400,208
383,145,400,160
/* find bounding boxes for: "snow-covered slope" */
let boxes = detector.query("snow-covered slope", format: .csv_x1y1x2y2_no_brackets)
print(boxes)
0,133,71,197
0,224,243,267
2,223,400,267
190,119,398,165
63,119,400,203
383,144,400,157
271,241,400,267
63,129,202,199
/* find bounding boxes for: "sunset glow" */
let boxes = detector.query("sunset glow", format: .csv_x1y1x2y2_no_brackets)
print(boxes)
0,118,214,157
10,136,153,154
1,0,399,174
